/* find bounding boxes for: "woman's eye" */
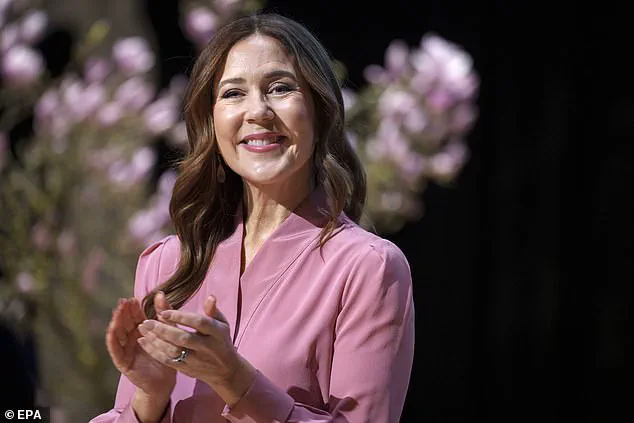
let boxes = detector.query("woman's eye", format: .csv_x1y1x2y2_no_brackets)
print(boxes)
221,90,242,99
269,84,294,94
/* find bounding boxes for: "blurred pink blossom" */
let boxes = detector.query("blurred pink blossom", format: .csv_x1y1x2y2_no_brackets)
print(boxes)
97,101,124,127
169,74,188,98
378,88,417,119
399,153,426,184
413,34,477,100
364,40,409,84
184,6,218,46
158,170,177,196
345,130,358,151
1,45,44,85
363,64,388,85
168,121,188,146
84,57,111,83
128,206,168,244
402,107,427,133
112,37,154,76
107,147,156,185
19,9,47,44
385,40,409,79
1,23,18,51
62,79,106,121
57,230,76,257
81,247,105,294
16,272,36,293
428,139,468,180
34,88,59,125
425,88,454,113
114,77,154,111
143,96,179,135
31,222,51,251
380,191,404,212
450,103,478,133
341,88,357,112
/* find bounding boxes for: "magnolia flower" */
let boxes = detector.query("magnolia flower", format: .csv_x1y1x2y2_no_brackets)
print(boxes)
413,34,477,100
107,147,156,186
1,23,18,51
427,139,468,181
168,121,188,146
34,88,59,125
16,272,36,293
84,57,111,83
62,79,106,121
81,247,105,294
143,95,179,135
97,102,124,127
341,88,357,112
128,206,168,244
1,44,44,85
57,230,76,257
31,221,52,251
112,37,154,76
19,9,47,44
364,40,410,84
184,6,218,46
378,88,417,119
114,77,155,111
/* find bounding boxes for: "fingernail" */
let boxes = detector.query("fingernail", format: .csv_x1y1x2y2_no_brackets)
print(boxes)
138,320,155,334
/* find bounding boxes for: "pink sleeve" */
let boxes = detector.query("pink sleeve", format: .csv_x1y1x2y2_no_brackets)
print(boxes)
222,240,416,423
89,237,177,423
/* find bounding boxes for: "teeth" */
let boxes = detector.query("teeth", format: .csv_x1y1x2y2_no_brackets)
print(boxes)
245,139,275,146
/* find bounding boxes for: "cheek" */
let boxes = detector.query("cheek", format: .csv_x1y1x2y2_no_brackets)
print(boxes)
213,106,241,143
277,101,315,146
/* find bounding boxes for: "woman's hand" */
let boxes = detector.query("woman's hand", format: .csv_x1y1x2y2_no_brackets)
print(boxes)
136,295,257,405
105,292,176,400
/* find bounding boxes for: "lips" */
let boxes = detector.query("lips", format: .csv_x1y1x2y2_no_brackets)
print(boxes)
240,132,286,145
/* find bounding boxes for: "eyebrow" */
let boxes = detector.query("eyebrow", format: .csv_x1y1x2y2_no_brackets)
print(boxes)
218,70,298,90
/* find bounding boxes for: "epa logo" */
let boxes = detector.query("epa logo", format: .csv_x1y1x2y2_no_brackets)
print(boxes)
4,409,44,419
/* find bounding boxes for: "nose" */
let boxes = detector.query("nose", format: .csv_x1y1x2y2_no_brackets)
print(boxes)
244,93,274,122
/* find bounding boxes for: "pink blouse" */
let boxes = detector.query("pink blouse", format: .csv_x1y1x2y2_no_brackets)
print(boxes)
90,188,415,422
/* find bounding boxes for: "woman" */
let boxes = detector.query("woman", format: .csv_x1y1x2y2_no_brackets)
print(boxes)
91,13,414,423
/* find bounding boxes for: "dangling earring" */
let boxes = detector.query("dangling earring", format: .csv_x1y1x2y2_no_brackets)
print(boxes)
217,154,226,183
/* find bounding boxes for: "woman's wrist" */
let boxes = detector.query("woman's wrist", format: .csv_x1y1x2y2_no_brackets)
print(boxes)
208,355,258,408
132,389,170,423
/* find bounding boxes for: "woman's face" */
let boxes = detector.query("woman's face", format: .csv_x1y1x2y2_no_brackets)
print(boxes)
212,34,316,188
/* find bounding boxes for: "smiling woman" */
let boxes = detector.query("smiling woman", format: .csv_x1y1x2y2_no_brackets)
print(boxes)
213,34,316,193
90,12,414,423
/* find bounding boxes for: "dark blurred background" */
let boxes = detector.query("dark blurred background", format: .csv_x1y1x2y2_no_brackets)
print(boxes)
5,0,630,421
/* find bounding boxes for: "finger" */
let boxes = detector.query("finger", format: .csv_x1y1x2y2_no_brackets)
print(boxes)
159,310,224,338
138,319,200,350
204,295,229,325
154,291,177,327
112,300,129,347
106,323,128,371
138,331,187,367
129,297,147,325
120,299,136,333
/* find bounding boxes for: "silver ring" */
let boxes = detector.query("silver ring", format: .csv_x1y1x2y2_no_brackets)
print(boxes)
171,349,188,363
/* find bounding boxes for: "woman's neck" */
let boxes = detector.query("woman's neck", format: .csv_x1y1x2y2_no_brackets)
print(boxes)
241,177,313,244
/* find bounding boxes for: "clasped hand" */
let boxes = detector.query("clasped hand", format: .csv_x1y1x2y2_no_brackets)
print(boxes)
106,292,243,401
137,295,242,387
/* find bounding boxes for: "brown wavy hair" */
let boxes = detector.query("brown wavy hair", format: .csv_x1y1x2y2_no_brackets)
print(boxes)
143,13,366,318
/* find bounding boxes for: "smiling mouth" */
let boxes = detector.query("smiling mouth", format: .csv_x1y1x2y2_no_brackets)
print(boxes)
240,136,286,146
